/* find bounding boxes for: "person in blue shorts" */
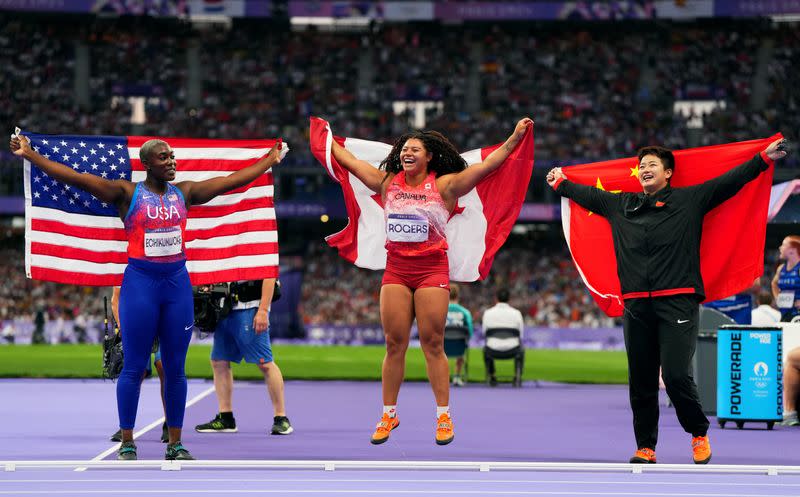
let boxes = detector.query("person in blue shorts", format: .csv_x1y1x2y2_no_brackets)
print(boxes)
11,133,283,461
195,278,293,436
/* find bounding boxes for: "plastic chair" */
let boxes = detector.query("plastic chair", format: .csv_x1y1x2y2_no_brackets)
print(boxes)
483,327,524,387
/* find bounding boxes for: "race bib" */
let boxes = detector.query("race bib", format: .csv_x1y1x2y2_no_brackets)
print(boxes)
386,213,429,243
777,291,795,309
144,227,183,257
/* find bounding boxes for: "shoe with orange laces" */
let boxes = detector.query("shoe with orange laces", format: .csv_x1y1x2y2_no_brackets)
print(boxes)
435,413,454,445
370,414,399,445
629,447,656,464
691,435,711,464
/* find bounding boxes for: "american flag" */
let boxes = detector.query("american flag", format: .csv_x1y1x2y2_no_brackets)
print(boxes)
22,132,282,286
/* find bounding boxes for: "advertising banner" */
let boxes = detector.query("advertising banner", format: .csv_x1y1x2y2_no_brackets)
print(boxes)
715,0,800,17
0,0,188,15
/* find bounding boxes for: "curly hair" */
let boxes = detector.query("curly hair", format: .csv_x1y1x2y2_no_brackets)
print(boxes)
378,131,467,178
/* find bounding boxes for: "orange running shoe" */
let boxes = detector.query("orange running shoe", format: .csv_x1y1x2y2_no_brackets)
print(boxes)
629,447,656,464
691,435,711,464
370,414,399,445
435,413,454,445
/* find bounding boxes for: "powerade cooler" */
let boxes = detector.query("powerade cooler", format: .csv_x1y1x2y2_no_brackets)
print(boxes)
716,325,783,430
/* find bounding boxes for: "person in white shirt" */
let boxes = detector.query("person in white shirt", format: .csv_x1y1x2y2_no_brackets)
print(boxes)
751,292,781,326
481,288,524,386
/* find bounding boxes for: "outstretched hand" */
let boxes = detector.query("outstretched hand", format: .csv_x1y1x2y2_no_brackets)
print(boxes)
9,132,31,157
546,167,565,188
512,117,534,140
268,140,283,165
765,138,788,161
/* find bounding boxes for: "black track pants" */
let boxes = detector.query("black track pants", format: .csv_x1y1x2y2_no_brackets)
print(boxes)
623,295,710,449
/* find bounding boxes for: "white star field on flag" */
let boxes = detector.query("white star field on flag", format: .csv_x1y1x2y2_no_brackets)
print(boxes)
27,134,130,216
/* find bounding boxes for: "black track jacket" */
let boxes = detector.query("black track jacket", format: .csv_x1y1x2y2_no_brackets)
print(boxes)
554,152,772,301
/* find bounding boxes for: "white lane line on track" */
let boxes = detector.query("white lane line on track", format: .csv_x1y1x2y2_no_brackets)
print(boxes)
75,385,216,471
2,479,800,488
0,490,792,496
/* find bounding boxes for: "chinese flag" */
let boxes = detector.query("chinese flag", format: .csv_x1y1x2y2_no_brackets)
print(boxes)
561,135,782,317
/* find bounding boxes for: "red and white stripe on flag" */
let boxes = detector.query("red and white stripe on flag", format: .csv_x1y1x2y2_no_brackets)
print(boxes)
309,117,534,282
24,134,282,286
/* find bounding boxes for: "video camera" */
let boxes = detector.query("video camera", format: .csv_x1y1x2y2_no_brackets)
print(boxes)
192,280,282,333
193,284,231,333
101,296,124,380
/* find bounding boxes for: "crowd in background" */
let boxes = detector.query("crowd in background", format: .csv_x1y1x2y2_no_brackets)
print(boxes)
1,16,799,195
0,13,797,335
0,233,788,340
298,242,619,328
299,241,786,328
0,245,107,343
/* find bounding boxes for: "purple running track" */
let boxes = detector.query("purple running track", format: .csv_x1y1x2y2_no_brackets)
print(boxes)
1,379,798,465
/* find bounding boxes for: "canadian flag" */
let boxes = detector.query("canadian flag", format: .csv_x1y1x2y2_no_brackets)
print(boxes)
561,135,781,317
309,117,534,282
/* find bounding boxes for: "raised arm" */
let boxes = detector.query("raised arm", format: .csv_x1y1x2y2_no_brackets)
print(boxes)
177,142,282,207
439,118,533,201
694,138,787,213
10,134,129,206
546,167,617,217
330,139,387,194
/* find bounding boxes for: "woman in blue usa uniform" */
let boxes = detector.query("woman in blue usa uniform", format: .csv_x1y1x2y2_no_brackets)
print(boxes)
10,133,282,460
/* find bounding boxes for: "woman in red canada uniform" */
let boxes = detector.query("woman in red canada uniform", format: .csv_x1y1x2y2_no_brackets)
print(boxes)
330,118,532,446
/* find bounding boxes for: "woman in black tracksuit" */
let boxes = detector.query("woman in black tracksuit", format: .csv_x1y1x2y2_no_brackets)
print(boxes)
547,138,786,465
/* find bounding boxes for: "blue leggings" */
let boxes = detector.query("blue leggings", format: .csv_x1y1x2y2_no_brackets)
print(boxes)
117,258,194,430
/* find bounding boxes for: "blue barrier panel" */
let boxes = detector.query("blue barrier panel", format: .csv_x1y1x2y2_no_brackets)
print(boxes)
716,326,783,429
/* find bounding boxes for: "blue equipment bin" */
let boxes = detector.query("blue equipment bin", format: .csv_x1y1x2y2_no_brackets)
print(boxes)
716,325,783,430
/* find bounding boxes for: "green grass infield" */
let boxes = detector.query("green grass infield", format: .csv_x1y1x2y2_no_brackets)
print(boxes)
0,344,628,384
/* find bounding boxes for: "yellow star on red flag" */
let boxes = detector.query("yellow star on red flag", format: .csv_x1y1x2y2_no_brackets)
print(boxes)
588,177,621,215
595,177,622,193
